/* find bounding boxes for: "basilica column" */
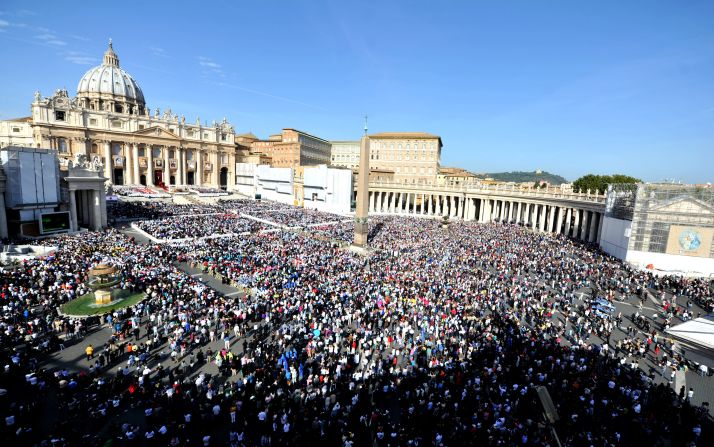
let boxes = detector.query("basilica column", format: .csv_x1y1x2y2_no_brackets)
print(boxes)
196,150,203,186
369,192,375,212
146,145,154,186
213,151,220,187
132,143,140,184
103,141,112,182
163,146,171,186
122,143,131,186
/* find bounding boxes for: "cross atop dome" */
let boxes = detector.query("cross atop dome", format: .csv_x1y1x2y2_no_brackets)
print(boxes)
103,38,120,67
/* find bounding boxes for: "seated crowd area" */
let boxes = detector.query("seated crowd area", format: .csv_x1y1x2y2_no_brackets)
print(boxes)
0,199,713,446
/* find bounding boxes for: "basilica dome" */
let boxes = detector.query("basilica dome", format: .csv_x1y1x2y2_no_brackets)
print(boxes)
76,40,145,111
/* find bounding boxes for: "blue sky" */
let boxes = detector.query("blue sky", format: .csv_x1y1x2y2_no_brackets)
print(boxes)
1,1,713,183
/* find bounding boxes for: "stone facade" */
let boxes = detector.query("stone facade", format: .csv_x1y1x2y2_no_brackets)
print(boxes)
0,41,239,190
366,132,442,184
250,129,331,168
330,140,360,169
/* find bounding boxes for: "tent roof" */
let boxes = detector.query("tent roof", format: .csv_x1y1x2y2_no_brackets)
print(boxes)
665,314,714,352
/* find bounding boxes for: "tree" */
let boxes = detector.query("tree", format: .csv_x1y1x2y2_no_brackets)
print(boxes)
572,173,641,194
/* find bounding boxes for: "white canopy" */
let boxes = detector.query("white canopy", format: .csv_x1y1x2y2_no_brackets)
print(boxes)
665,314,714,353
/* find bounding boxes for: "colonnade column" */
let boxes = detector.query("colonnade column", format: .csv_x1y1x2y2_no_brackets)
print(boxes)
555,207,563,235
92,189,103,230
547,205,555,233
572,209,581,240
579,211,589,240
588,211,598,242
564,208,572,237
538,204,546,232
596,212,604,243
69,190,78,232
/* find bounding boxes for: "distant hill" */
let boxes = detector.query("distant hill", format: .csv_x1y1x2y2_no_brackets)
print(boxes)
484,171,568,185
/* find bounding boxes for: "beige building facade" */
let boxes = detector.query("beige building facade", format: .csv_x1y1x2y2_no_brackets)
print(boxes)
0,41,239,190
250,129,331,168
367,132,442,184
330,140,360,169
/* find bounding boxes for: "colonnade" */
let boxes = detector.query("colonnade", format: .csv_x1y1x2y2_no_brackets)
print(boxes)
94,140,233,189
365,190,604,243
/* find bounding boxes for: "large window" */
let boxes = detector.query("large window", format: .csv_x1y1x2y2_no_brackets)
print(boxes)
58,139,68,153
54,111,65,121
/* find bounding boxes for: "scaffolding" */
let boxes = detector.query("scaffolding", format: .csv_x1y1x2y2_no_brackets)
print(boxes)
616,184,714,258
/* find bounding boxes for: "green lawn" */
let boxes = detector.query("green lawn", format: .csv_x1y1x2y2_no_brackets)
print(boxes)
60,290,146,316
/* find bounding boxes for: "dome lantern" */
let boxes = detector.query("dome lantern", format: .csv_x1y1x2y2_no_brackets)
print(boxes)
103,38,120,67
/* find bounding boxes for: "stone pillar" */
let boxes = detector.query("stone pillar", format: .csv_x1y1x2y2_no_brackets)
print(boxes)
353,135,370,246
69,190,78,231
508,201,514,223
524,203,531,226
103,141,112,182
163,146,171,186
564,208,572,237
555,207,563,235
213,151,220,187
196,150,203,186
435,195,442,216
588,211,598,242
0,182,8,239
580,211,590,241
132,143,139,184
426,194,432,215
146,145,154,186
596,212,604,243
539,205,546,233
177,147,184,186
531,205,538,230
573,209,581,240
92,189,103,230
122,143,131,186
369,192,375,212
547,205,555,233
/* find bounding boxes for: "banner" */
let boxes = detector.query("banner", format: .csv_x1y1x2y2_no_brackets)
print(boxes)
666,225,714,258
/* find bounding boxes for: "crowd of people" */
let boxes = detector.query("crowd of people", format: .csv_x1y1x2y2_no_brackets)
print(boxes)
1,200,713,446
136,215,265,240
